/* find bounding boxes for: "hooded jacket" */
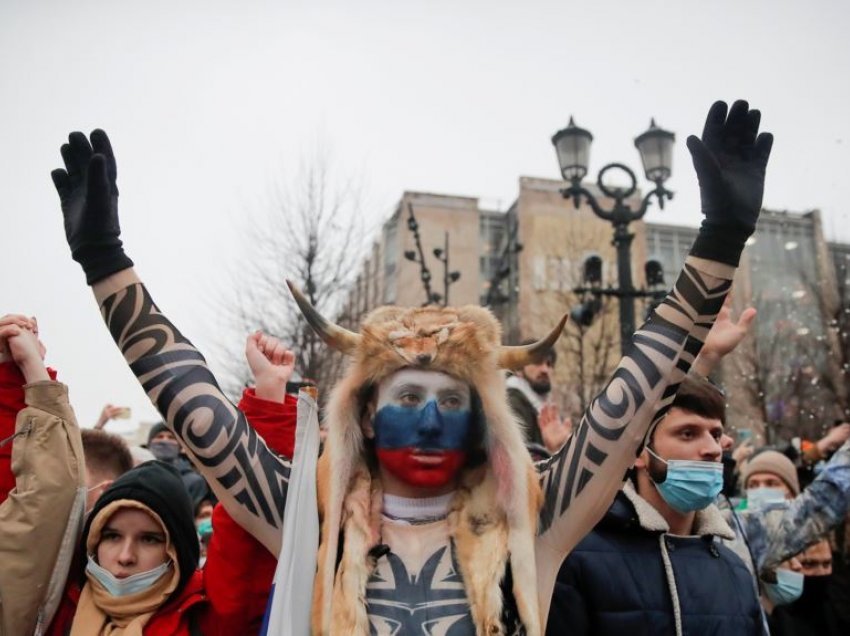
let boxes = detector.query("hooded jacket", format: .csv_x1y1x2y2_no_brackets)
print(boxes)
547,482,763,636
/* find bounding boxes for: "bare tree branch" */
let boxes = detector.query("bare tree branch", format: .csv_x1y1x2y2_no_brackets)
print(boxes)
209,147,371,402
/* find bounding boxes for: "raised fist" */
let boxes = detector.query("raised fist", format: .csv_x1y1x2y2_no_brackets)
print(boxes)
245,331,296,402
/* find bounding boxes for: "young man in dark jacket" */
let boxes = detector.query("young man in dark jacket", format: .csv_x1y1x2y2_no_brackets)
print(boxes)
547,375,764,635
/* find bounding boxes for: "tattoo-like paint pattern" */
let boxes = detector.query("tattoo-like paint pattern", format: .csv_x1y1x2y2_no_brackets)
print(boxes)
536,260,732,554
100,284,290,553
367,541,475,636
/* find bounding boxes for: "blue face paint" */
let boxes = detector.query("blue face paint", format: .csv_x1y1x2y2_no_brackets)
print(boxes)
373,401,471,451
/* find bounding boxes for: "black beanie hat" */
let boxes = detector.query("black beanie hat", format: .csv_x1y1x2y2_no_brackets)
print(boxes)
147,422,170,446
83,460,199,596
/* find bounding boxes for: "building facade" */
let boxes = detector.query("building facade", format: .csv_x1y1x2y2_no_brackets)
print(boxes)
341,181,848,443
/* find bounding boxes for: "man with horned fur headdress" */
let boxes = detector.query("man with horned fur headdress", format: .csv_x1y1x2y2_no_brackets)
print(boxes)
50,99,772,634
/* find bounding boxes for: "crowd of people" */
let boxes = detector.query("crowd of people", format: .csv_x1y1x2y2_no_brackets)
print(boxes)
1,99,848,636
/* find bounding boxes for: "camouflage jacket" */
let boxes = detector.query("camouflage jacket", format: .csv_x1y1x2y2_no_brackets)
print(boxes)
722,440,850,579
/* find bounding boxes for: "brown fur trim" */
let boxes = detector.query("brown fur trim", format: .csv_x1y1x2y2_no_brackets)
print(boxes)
310,304,548,634
451,467,510,634
508,467,544,636
331,469,374,634
622,482,735,540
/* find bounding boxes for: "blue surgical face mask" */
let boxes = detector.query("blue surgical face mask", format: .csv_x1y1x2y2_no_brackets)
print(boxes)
746,487,786,509
645,447,723,513
86,555,171,597
763,568,804,606
197,518,213,540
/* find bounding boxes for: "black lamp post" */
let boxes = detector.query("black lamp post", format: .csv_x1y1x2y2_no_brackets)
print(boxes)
551,117,675,354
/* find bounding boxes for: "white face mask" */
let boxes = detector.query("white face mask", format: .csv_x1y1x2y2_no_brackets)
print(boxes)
86,555,171,597
746,487,786,509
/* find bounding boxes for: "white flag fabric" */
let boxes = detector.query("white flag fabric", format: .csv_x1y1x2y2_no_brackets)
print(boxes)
262,389,321,635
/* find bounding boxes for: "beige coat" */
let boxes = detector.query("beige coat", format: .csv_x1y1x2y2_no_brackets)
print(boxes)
0,381,86,636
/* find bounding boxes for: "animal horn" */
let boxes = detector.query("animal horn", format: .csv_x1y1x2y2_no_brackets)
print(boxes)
286,280,362,355
497,313,568,369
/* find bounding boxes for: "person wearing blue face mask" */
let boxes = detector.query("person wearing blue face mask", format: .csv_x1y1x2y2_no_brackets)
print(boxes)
768,539,845,635
742,450,801,508
548,375,765,636
682,306,850,621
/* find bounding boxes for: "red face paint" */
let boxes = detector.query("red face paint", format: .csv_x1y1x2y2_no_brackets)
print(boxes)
376,447,468,489
373,369,473,491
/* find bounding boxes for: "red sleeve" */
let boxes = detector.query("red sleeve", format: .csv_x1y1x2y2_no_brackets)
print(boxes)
204,389,296,634
237,388,297,457
0,362,57,504
204,503,277,635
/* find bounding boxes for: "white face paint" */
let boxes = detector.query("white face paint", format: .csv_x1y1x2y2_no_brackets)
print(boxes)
376,368,471,412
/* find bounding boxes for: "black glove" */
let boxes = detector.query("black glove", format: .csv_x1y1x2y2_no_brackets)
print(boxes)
687,100,773,266
51,129,133,285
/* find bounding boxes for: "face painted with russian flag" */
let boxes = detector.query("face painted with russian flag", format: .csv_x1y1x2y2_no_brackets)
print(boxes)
371,369,472,491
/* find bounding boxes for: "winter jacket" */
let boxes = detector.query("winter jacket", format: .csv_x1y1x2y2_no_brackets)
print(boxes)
49,569,215,636
0,379,85,636
47,390,296,636
768,575,846,636
204,388,297,635
547,482,764,636
47,460,229,636
721,440,850,580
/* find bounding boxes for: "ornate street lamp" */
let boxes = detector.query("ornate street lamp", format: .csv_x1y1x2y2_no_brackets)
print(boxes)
552,117,675,353
634,119,676,185
552,117,593,182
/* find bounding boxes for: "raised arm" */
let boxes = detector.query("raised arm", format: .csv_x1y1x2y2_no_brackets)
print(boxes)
0,318,85,636
206,332,299,634
535,100,773,602
51,130,289,555
536,256,731,539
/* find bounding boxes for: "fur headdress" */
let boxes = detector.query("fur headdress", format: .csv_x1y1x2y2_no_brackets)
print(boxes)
287,282,566,633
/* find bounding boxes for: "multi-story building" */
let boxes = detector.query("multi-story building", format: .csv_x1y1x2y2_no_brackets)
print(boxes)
341,180,848,443
642,210,848,441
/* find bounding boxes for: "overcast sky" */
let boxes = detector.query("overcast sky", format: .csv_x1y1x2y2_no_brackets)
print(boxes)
1,0,849,432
